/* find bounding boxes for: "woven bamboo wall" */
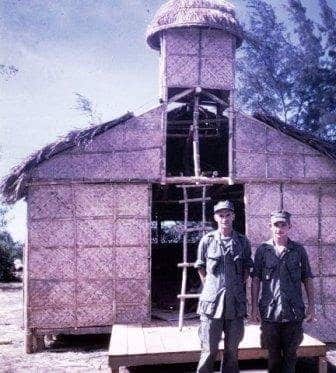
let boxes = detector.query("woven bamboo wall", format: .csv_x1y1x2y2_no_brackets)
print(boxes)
31,106,164,182
234,112,336,182
244,182,336,341
236,113,336,341
26,183,151,331
160,27,235,98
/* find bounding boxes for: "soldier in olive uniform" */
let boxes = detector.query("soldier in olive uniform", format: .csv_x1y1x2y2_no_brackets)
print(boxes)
251,211,315,373
195,200,253,373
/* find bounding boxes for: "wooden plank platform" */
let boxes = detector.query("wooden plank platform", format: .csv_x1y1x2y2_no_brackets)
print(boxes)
108,321,327,372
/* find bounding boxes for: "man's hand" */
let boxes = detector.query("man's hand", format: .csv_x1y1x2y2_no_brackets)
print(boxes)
303,278,316,323
197,268,206,285
251,277,261,324
243,268,250,283
250,308,260,324
304,306,316,323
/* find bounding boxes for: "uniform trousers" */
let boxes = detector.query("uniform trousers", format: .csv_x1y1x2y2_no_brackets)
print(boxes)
196,314,244,373
261,321,303,373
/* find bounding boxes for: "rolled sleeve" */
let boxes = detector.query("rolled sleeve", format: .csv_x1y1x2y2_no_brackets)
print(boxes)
300,246,313,280
251,246,263,279
194,236,207,269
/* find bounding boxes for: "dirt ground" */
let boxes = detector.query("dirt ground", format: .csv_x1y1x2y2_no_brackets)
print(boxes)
1,282,336,373
0,282,110,373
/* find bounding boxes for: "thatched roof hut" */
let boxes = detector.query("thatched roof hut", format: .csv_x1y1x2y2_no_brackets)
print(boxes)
146,0,243,50
2,0,336,353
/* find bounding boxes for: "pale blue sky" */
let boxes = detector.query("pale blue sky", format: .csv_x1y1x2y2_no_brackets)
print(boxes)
0,0,334,242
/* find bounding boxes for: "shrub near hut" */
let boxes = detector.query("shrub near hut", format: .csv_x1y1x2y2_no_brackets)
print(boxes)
0,231,23,282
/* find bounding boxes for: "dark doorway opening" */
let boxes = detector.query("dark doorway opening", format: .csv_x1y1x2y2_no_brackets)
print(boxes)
151,183,245,320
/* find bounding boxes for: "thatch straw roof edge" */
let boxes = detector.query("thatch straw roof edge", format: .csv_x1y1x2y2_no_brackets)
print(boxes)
0,112,134,205
254,112,336,161
147,0,243,50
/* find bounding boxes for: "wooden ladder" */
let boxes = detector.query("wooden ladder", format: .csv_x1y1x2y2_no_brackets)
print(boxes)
177,184,211,330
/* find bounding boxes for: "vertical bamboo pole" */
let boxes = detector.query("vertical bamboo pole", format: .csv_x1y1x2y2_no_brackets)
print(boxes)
147,184,152,322
193,89,201,177
160,32,168,182
72,184,79,330
317,185,325,318
228,90,235,183
157,217,161,246
202,186,207,231
280,183,284,210
178,187,189,330
24,197,32,353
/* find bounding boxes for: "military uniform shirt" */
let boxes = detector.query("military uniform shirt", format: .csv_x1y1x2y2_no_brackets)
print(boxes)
209,236,232,319
195,230,253,319
252,239,313,322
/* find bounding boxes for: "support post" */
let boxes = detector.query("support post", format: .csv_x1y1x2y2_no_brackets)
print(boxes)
202,186,207,230
25,330,45,353
178,187,189,331
111,367,131,373
318,356,328,373
228,90,235,183
193,89,201,178
157,218,161,246
25,330,34,354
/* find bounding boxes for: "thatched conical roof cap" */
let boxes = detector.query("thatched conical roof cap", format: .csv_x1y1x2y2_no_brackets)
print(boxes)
147,0,243,50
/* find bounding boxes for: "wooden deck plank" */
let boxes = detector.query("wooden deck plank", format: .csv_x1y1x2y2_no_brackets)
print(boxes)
143,325,165,354
156,324,183,353
109,324,128,356
127,324,146,355
109,322,327,370
177,325,201,351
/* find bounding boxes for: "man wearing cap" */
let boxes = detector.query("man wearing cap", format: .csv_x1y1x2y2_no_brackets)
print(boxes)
251,211,315,373
195,200,253,373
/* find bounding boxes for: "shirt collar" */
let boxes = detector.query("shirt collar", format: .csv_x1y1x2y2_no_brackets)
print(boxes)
214,229,237,243
265,238,295,252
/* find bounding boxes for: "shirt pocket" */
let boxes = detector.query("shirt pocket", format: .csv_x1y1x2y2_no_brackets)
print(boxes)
207,245,222,274
233,255,243,276
262,266,275,281
286,256,301,281
262,256,277,281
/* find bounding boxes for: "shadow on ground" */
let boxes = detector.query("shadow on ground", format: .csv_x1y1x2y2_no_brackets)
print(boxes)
45,334,110,353
1,282,336,372
123,358,323,372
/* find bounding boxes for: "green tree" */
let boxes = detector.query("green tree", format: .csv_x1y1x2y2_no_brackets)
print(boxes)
237,0,336,141
0,205,7,228
237,0,300,122
0,231,15,281
0,205,23,282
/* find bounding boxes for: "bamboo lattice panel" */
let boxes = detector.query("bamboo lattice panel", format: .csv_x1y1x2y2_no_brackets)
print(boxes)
27,183,151,330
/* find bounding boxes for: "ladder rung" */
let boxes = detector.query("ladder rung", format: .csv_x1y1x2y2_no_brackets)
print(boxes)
177,294,200,299
177,262,195,268
182,227,212,233
177,182,209,331
178,197,211,204
176,184,211,189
